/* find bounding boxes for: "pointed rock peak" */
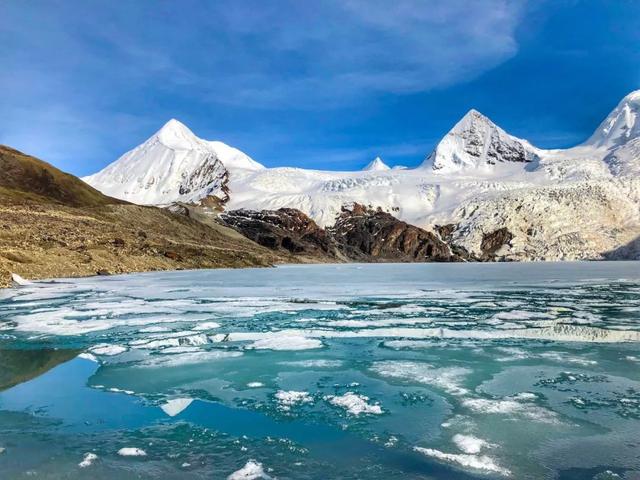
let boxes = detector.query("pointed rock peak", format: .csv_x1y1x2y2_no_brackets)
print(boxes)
154,118,199,148
452,108,497,131
586,89,640,148
363,156,390,171
421,108,539,172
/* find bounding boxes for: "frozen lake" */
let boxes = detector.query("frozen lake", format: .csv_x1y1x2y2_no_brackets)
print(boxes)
1,262,639,479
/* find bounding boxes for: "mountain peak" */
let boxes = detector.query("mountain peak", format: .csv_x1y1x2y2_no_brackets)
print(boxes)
454,109,494,129
155,119,199,149
622,89,640,103
422,109,539,172
586,90,640,148
363,156,390,171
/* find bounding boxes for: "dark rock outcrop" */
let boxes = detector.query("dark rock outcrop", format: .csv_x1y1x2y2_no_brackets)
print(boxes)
220,208,337,258
329,204,465,262
222,204,468,263
480,227,513,260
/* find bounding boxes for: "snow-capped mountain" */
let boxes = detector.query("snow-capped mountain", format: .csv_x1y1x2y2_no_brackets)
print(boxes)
362,157,390,171
586,90,640,148
85,91,640,261
83,119,263,205
421,109,540,172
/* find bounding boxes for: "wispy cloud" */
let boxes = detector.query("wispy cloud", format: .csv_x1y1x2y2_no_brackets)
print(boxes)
0,0,528,172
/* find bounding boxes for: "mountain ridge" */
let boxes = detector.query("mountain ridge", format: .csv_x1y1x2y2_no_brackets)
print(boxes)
84,90,640,261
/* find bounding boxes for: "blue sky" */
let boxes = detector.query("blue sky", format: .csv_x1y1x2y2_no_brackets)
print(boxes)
1,0,639,175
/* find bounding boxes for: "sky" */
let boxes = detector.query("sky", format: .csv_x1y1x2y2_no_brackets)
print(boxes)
1,0,639,176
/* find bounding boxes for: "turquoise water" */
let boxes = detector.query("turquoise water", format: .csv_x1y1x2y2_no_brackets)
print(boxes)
0,262,639,479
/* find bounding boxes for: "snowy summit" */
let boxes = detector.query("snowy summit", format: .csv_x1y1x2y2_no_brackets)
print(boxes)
362,157,390,171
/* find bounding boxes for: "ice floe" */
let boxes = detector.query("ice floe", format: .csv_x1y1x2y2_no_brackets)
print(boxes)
135,350,242,367
414,446,510,476
10,273,32,286
247,335,323,351
117,447,147,456
370,361,470,396
275,390,313,411
452,434,492,454
324,392,383,415
78,352,98,362
279,359,343,368
89,344,127,356
130,333,210,349
462,397,559,424
78,452,98,468
227,460,272,479
160,398,193,417
192,321,221,331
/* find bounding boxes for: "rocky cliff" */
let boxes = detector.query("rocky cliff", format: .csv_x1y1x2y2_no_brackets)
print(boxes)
222,203,468,263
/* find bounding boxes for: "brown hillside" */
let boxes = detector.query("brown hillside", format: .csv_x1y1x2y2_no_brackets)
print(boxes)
0,145,121,207
0,146,296,287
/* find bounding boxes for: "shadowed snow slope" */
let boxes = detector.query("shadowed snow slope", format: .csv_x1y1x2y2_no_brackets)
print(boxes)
85,91,640,260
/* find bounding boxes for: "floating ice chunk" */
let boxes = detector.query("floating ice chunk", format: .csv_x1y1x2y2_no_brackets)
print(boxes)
138,326,171,333
383,340,435,350
78,452,98,468
247,382,265,388
491,310,553,321
321,318,433,328
136,350,243,367
248,335,323,351
160,398,193,417
108,387,135,395
370,361,470,396
279,359,343,368
625,355,640,362
384,435,398,447
131,333,210,350
275,390,313,411
414,447,510,476
192,321,221,331
452,434,491,454
159,346,201,354
117,447,147,457
11,273,32,286
89,344,127,356
325,392,383,415
0,447,5,454
227,460,272,479
462,398,558,424
78,352,98,362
